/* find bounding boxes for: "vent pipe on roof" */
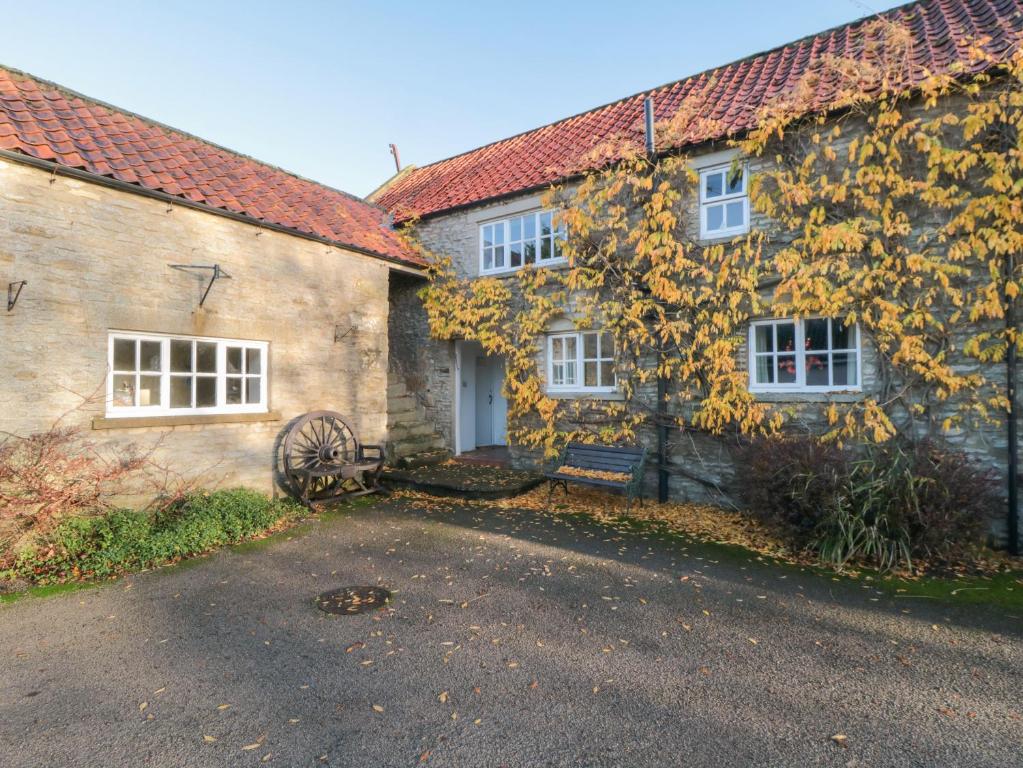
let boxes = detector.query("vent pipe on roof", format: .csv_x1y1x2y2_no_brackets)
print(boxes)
644,96,656,158
389,143,402,173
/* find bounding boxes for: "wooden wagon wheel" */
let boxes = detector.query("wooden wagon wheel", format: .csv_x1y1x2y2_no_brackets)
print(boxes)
282,410,360,502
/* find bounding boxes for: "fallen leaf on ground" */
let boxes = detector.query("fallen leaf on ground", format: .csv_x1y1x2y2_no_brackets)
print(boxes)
372,704,385,713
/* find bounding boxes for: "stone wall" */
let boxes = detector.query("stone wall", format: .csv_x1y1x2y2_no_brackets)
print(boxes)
398,152,1016,543
0,157,392,497
387,271,454,446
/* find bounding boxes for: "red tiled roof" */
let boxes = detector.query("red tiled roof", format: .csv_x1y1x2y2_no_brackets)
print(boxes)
376,0,1023,222
0,68,423,268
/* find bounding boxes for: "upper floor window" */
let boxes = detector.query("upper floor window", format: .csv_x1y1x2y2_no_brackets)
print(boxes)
547,331,616,393
480,210,566,274
749,318,860,393
107,331,268,416
699,162,749,239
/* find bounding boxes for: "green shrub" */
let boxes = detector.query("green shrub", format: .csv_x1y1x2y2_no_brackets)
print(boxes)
13,489,301,584
738,437,997,571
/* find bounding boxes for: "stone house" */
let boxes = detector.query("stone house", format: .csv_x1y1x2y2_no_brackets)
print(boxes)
1,0,1021,555
372,0,1023,537
0,67,428,494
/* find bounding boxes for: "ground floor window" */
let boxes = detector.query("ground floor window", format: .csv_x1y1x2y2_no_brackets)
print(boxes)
749,317,860,392
547,331,616,393
107,331,268,416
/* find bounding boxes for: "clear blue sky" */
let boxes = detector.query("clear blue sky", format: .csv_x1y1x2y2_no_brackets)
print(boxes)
1,0,908,197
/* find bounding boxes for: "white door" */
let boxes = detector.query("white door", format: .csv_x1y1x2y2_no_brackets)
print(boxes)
474,356,507,447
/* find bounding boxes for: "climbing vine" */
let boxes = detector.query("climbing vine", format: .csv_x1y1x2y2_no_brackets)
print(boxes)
739,26,1023,442
414,20,1023,456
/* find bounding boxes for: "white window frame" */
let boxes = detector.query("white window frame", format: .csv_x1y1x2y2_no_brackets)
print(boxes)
106,331,269,417
479,209,566,276
748,317,861,393
546,331,617,393
699,161,750,239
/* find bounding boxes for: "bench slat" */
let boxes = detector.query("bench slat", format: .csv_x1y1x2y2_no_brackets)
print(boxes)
564,460,634,472
545,472,630,488
565,442,643,452
564,444,643,458
563,453,639,467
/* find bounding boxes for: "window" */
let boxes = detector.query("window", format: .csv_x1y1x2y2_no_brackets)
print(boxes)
699,162,749,239
480,210,566,274
108,332,268,416
749,318,860,392
547,331,616,392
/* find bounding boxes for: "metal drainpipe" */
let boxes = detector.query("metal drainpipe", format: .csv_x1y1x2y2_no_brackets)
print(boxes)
643,96,670,503
1007,251,1020,556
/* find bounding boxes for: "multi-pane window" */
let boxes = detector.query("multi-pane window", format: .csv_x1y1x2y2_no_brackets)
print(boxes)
547,331,616,392
108,332,268,416
480,210,566,274
749,318,860,392
699,163,749,239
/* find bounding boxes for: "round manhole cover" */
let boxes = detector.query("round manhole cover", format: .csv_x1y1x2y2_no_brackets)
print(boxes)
315,586,391,615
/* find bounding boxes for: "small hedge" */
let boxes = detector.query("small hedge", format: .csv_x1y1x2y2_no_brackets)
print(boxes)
9,489,302,584
736,437,998,572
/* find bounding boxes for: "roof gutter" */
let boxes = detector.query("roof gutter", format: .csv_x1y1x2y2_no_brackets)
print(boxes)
0,148,425,276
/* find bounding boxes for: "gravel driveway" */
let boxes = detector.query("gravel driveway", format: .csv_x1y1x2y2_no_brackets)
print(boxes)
1,497,1020,767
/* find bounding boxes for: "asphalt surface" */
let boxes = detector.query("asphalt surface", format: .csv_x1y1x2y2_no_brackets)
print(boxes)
1,497,1020,768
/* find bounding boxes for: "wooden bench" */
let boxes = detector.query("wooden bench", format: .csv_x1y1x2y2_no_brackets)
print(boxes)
545,442,647,512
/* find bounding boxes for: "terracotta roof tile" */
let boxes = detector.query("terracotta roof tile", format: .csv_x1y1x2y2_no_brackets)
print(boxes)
0,68,421,267
377,0,1023,222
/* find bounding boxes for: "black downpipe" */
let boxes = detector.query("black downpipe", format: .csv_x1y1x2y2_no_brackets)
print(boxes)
657,363,669,503
644,96,670,503
1008,251,1020,556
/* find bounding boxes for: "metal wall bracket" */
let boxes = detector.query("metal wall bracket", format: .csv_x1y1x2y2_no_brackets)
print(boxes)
169,264,231,307
7,280,26,312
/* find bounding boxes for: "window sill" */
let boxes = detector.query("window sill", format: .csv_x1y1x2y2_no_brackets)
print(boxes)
480,260,569,278
92,410,282,430
751,391,862,403
699,229,751,243
547,390,625,401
